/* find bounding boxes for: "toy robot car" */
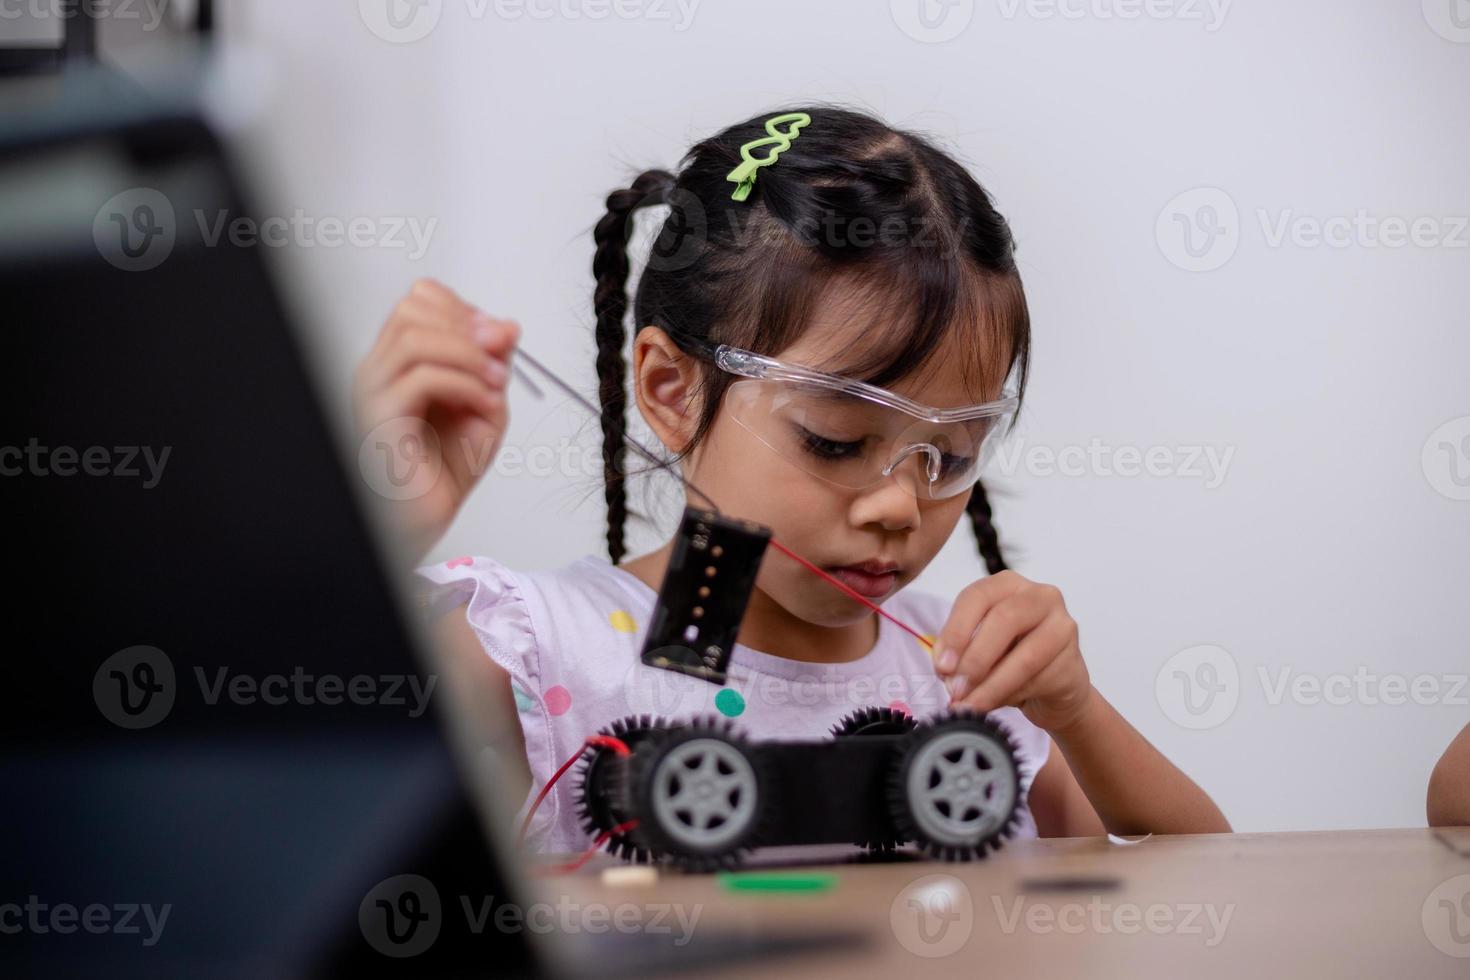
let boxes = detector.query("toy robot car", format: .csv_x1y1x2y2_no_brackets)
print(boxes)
576,706,1021,869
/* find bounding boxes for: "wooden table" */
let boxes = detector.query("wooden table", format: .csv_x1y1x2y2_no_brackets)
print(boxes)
543,829,1470,978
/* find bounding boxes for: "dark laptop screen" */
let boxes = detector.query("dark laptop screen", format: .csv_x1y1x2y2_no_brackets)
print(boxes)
0,109,538,979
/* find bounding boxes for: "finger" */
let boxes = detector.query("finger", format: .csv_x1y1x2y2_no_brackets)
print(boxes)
407,276,465,311
1007,652,1075,708
402,280,518,355
948,587,1056,699
474,314,520,359
960,612,1075,712
364,324,506,395
933,571,1029,673
378,363,503,424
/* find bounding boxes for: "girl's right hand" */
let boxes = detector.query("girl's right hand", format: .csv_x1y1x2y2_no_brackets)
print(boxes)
352,278,520,562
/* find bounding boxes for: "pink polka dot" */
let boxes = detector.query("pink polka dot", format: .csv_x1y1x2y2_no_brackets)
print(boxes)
446,556,473,569
888,700,911,716
544,685,573,716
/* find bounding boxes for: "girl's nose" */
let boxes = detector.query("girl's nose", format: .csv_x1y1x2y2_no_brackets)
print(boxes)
849,463,924,531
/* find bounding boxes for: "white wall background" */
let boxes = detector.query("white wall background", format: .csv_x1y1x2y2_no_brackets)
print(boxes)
203,0,1468,833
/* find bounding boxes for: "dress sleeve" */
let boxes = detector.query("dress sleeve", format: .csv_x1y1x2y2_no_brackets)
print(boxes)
413,555,556,827
413,555,541,687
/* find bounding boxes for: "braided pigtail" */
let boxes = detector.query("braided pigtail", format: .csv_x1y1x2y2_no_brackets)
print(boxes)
965,479,1008,575
591,168,677,565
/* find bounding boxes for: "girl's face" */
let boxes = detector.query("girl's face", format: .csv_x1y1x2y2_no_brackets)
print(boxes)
673,295,1008,629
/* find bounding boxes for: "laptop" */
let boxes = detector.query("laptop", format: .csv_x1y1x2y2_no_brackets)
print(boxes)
0,72,856,978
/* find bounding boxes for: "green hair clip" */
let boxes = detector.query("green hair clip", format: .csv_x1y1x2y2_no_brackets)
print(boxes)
725,112,811,202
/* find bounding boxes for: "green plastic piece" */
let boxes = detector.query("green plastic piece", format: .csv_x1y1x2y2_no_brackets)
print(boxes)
726,112,812,202
716,870,837,893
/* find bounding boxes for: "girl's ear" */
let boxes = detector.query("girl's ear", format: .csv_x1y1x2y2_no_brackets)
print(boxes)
631,325,702,454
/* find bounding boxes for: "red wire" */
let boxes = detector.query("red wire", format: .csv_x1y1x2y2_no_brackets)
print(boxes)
516,734,630,848
766,537,935,650
534,820,640,875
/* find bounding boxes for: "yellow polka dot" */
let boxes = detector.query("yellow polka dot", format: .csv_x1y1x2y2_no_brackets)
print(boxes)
609,610,638,633
916,633,937,656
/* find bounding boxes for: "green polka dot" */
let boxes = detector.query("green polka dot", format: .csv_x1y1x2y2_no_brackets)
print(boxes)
715,688,746,717
512,684,535,712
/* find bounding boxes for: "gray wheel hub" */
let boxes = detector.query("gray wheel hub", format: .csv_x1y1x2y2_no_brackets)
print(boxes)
650,738,758,850
905,729,1016,846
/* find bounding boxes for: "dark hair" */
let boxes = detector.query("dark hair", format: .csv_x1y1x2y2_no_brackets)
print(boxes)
592,104,1030,575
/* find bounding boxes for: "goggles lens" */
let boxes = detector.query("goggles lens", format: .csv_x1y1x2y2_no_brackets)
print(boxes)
722,379,1013,499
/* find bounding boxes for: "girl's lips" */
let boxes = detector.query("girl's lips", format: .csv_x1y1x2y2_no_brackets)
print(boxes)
826,565,900,599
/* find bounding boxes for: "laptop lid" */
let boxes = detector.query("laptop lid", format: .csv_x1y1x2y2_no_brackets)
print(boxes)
0,85,549,979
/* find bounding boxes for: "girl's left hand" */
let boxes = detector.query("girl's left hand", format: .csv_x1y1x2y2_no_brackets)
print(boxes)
933,570,1094,734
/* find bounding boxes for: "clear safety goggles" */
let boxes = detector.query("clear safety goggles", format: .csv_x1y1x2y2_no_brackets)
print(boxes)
680,337,1018,500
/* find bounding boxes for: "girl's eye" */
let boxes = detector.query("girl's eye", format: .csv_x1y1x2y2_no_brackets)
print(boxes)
797,427,865,461
939,452,975,477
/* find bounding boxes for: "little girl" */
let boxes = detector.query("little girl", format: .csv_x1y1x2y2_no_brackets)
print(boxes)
354,105,1230,856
